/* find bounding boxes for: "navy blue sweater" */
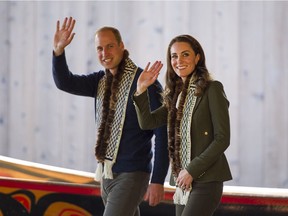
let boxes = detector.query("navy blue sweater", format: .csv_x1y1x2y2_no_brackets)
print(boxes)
52,52,169,184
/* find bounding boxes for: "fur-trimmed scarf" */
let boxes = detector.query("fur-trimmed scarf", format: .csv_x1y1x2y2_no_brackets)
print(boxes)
168,75,198,205
94,55,137,181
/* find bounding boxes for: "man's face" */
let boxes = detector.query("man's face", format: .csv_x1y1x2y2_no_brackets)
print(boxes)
95,30,124,75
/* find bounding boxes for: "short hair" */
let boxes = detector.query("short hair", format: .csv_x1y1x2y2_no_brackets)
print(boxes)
95,26,123,44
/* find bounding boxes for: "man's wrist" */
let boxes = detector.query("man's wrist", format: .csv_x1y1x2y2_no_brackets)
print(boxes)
53,47,64,56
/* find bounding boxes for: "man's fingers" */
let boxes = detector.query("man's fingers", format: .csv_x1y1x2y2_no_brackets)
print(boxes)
66,17,75,31
56,20,60,32
68,19,76,32
61,17,68,30
66,17,72,29
60,17,75,32
143,191,149,201
66,33,75,44
149,196,161,206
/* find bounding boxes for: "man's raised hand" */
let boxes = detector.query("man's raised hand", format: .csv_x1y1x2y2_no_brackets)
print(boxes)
53,17,76,56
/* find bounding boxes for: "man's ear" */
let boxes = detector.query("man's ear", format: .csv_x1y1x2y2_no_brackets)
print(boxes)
120,41,125,50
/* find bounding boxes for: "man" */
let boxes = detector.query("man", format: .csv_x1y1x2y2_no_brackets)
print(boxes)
52,17,169,216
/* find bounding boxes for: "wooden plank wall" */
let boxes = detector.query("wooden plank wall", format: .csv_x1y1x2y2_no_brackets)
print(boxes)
0,1,287,188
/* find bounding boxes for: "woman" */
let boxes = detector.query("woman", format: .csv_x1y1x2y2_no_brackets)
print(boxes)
133,35,232,216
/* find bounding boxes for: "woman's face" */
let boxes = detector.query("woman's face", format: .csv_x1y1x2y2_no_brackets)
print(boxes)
170,42,200,82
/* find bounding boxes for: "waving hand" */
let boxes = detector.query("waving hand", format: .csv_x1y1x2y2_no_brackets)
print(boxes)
136,61,163,95
53,17,76,56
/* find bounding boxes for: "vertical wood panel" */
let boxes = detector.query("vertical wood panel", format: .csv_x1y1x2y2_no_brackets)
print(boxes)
262,2,288,187
8,2,36,160
283,3,288,188
212,1,241,185
238,2,266,186
33,1,64,166
0,1,9,155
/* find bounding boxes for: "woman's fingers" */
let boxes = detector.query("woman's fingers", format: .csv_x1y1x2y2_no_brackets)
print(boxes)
145,61,163,76
150,61,163,72
144,62,151,72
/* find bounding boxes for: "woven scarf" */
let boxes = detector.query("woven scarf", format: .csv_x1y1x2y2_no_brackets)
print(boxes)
94,58,137,181
172,78,197,205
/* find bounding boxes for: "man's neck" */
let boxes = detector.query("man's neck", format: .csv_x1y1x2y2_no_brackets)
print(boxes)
109,68,117,76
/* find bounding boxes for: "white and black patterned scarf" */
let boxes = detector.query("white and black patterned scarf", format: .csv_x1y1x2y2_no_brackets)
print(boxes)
94,58,137,181
169,77,197,205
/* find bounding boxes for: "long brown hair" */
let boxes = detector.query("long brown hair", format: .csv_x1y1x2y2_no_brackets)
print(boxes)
164,35,212,176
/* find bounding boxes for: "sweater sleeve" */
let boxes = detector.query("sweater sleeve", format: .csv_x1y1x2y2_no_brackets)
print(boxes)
52,51,101,97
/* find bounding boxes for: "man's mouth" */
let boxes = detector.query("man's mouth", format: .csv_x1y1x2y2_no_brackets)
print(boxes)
103,58,112,63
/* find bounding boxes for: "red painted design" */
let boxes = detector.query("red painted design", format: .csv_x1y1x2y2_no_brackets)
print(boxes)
12,195,31,213
0,179,100,196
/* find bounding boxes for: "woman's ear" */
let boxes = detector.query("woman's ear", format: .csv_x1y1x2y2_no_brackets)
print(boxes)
195,54,200,64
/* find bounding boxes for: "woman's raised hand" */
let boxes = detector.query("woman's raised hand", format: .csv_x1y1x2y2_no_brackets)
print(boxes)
53,17,76,56
136,61,163,95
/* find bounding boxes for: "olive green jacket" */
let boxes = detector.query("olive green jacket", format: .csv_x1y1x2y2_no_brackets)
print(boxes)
133,81,232,185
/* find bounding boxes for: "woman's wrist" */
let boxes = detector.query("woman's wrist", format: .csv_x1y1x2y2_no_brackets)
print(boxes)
135,88,146,96
134,91,142,96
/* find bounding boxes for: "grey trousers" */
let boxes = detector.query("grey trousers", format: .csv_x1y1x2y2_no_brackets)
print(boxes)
101,171,150,216
176,181,223,216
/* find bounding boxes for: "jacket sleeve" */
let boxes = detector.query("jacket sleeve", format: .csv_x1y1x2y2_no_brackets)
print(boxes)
141,81,169,184
52,51,100,97
133,90,167,130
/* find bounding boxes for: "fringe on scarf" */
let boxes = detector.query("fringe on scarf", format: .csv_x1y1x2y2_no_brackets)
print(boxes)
173,186,192,205
94,162,103,182
94,160,114,181
103,160,114,179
